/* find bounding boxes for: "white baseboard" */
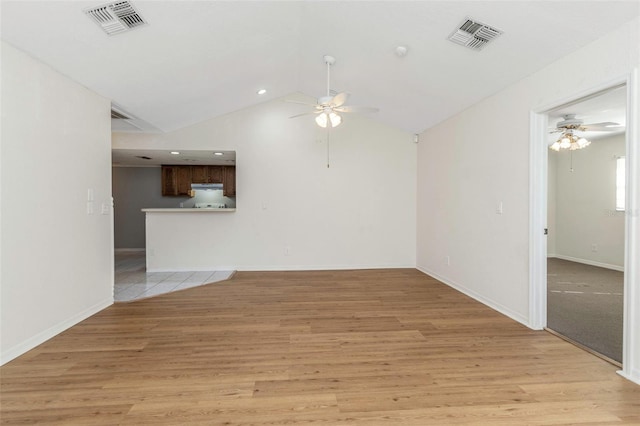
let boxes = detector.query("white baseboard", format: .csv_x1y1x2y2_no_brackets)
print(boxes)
617,368,640,386
416,265,531,329
238,264,416,272
147,264,416,273
0,297,113,366
550,254,624,272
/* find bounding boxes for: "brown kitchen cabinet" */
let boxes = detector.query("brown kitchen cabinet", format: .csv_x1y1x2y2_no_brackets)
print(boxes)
223,166,236,197
191,166,208,183
161,165,192,196
162,165,235,197
176,166,192,195
208,166,224,184
192,165,223,183
161,166,178,196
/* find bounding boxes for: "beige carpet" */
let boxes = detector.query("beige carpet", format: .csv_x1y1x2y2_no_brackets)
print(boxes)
547,257,623,363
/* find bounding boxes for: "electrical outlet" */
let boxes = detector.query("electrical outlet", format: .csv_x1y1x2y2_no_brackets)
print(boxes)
445,256,450,266
284,246,291,256
591,244,598,252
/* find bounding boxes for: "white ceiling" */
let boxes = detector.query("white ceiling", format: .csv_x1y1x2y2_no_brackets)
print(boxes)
2,1,639,137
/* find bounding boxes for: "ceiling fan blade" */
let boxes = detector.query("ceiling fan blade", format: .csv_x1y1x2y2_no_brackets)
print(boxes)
289,111,321,119
334,105,379,114
582,122,623,131
330,92,350,107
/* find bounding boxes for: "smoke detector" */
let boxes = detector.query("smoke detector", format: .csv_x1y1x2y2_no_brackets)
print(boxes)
448,17,502,51
84,1,147,36
395,46,408,57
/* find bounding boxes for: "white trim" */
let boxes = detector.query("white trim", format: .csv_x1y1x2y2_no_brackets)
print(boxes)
417,266,530,328
617,369,640,386
0,298,113,365
530,71,639,383
147,264,416,273
550,254,624,272
621,67,639,384
529,110,548,330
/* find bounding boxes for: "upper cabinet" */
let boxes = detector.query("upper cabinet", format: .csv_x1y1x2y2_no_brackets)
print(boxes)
192,165,224,184
161,166,178,196
208,166,224,184
176,166,192,195
161,165,236,197
161,166,192,196
223,166,236,197
191,166,208,184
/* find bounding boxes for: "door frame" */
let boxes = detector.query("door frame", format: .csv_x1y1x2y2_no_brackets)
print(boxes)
529,69,639,383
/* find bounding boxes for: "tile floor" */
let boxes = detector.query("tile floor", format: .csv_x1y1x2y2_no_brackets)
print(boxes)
114,251,234,302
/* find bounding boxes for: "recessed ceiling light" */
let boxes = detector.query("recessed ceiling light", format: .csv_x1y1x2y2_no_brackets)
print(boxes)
257,89,267,95
170,151,180,155
214,152,224,156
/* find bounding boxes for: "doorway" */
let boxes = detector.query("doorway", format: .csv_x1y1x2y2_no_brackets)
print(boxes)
545,86,626,364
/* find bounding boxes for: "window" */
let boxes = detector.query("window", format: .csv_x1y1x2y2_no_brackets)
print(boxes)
616,157,625,211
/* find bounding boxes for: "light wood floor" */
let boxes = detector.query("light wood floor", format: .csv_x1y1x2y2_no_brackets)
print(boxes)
1,269,638,425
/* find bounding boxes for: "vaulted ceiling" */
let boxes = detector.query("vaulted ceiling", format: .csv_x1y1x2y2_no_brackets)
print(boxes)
2,1,639,134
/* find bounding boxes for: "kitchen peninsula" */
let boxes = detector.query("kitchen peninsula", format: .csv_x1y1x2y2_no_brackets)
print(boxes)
142,206,237,272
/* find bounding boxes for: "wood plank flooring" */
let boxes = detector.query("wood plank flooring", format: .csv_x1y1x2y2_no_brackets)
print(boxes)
1,269,638,424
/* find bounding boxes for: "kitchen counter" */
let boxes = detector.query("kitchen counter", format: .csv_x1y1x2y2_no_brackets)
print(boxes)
142,208,235,213
143,208,237,272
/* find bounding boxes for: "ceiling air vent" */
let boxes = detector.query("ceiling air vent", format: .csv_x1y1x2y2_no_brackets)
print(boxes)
84,1,147,36
110,109,130,119
448,17,502,51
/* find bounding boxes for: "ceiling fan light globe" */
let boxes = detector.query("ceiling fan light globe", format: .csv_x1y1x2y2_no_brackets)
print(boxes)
329,112,342,127
550,142,561,151
559,137,571,149
315,113,328,128
577,138,590,148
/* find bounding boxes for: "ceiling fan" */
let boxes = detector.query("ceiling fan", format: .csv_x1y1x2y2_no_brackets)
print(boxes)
287,55,379,128
549,114,622,151
550,114,621,133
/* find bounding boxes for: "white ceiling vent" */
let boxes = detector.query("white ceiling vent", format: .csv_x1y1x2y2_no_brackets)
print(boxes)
448,17,502,51
110,109,130,119
84,1,147,36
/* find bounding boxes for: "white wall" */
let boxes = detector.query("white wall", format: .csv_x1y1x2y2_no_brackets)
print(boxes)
417,17,639,381
1,42,113,364
114,95,416,270
550,134,626,269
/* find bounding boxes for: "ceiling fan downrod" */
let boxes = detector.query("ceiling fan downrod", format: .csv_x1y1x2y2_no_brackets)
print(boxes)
323,55,336,99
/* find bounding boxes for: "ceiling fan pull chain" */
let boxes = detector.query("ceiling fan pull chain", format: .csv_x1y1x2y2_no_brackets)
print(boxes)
327,127,331,168
570,151,574,172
